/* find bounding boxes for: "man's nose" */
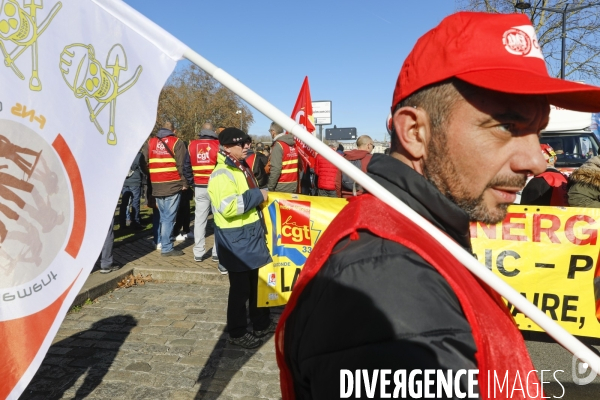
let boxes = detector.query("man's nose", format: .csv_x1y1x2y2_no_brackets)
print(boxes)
512,134,547,176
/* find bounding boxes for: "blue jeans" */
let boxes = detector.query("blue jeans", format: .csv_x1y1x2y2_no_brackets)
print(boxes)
156,192,180,253
100,223,114,268
152,207,161,245
120,185,142,226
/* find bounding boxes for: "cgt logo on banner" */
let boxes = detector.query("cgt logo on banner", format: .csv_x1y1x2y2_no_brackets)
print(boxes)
280,200,311,246
257,193,347,307
0,0,185,398
471,205,600,339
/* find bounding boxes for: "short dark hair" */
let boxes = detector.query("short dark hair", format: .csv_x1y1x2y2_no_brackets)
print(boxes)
390,78,461,153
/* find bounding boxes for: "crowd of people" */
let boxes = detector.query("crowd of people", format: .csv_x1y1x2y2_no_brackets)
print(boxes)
108,119,376,347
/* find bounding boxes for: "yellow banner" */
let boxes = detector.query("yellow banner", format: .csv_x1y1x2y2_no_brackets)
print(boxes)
471,205,600,339
257,193,348,307
257,197,600,339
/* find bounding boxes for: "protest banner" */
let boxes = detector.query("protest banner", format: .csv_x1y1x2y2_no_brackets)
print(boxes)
0,1,185,398
259,197,600,339
257,193,347,307
471,205,600,339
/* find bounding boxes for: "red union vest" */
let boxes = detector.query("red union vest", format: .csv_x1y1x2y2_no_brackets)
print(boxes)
538,170,568,206
246,153,257,171
277,141,298,184
275,194,542,400
188,138,219,186
148,136,181,183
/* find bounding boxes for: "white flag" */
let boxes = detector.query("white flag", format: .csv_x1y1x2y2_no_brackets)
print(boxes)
0,0,185,398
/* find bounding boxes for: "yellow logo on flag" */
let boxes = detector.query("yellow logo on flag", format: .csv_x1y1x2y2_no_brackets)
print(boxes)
59,43,143,145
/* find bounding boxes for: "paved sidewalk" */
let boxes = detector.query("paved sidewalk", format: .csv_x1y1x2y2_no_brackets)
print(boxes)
19,223,286,400
74,225,228,308
21,281,283,400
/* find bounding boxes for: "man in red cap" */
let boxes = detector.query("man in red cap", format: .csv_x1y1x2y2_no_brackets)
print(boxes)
276,11,600,399
521,144,568,206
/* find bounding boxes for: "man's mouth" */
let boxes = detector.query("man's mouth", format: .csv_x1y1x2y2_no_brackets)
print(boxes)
490,187,521,203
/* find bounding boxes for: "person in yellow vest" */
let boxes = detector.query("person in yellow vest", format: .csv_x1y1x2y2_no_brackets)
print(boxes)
267,122,298,193
208,128,276,348
188,122,220,264
143,121,191,257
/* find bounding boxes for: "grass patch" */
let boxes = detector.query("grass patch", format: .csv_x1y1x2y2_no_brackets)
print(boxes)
69,298,94,313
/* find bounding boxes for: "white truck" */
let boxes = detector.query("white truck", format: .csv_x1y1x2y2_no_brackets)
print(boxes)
539,106,599,175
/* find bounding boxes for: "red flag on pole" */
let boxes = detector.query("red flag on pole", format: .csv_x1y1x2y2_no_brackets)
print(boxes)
290,77,317,170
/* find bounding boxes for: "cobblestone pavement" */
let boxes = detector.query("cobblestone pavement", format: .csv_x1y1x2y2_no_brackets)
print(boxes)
21,281,283,400
104,224,222,274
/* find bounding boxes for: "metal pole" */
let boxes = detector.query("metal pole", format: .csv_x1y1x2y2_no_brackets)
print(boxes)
319,125,323,142
561,4,568,79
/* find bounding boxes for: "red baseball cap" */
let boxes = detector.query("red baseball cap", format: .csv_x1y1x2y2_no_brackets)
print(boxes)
392,12,600,113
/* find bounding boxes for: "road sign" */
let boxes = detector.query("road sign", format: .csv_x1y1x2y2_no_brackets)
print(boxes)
325,127,356,140
312,100,332,125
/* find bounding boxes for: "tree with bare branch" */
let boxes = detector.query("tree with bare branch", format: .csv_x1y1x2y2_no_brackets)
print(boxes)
456,0,600,84
154,64,254,141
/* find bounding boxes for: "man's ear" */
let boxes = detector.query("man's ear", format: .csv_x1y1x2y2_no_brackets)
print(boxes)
392,107,429,167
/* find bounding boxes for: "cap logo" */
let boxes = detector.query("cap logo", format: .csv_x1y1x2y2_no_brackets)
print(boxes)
502,25,544,60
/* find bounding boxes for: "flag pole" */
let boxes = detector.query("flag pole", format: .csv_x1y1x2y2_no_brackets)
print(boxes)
183,51,600,372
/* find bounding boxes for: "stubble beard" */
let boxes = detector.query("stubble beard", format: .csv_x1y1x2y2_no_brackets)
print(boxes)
422,133,525,224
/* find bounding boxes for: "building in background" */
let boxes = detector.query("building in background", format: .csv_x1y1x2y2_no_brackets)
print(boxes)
338,140,389,154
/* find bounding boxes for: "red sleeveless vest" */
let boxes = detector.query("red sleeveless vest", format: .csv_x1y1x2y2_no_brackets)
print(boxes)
538,170,568,206
148,136,180,183
188,138,219,186
276,194,541,399
246,153,257,171
277,141,298,184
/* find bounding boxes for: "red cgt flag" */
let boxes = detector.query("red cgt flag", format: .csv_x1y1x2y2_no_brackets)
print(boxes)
290,77,317,170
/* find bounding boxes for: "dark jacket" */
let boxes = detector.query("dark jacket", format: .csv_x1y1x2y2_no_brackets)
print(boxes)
568,156,600,207
335,149,372,197
143,128,192,197
198,129,217,140
520,167,567,206
123,152,148,187
268,133,298,193
284,154,477,399
246,149,269,188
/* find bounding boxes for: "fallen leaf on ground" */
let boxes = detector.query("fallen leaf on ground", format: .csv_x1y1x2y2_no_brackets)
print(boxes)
117,273,153,288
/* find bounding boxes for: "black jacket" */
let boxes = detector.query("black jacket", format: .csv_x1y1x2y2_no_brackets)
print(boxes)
520,167,565,206
123,152,148,187
246,150,269,188
284,154,478,399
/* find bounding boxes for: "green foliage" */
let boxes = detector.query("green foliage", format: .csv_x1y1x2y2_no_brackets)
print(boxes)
154,63,254,141
69,298,93,313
